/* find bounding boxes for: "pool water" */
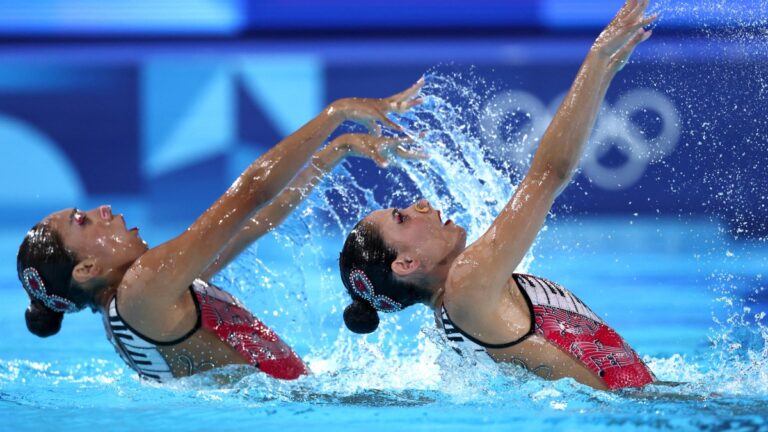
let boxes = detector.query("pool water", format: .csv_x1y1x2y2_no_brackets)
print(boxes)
1,215,767,432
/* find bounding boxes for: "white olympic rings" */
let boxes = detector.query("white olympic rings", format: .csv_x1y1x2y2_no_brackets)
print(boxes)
480,88,681,190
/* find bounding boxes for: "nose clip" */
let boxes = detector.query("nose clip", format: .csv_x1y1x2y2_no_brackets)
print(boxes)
99,205,113,221
414,199,430,213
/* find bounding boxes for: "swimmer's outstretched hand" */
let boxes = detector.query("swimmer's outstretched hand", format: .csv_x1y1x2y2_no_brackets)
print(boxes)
327,133,428,168
330,78,425,136
593,0,658,73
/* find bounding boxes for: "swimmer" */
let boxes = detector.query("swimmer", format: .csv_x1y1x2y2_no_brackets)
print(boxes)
16,80,425,382
339,0,659,391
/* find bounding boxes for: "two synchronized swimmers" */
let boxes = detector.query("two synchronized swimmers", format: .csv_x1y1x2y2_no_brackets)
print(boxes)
17,0,660,390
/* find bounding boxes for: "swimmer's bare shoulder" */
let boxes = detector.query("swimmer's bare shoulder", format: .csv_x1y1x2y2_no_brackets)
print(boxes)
112,251,198,339
442,251,531,344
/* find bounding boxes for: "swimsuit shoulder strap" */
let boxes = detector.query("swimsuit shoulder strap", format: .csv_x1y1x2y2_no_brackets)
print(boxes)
439,284,536,349
111,285,202,346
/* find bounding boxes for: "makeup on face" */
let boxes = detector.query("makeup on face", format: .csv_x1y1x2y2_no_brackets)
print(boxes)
410,199,453,228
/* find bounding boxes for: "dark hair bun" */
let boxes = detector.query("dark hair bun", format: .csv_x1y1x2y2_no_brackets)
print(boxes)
343,299,380,334
25,301,63,337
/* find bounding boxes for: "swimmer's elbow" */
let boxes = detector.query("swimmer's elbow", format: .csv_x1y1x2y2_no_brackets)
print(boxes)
552,156,575,182
238,172,281,207
253,185,279,206
530,160,572,192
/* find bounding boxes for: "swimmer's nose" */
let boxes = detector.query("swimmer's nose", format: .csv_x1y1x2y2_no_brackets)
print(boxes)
99,205,113,221
414,199,431,213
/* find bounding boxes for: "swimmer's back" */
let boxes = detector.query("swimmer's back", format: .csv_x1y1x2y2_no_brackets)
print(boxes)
437,274,655,390
105,279,307,381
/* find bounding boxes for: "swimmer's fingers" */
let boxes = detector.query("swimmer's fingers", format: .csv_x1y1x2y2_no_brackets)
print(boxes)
610,28,652,72
613,0,638,24
375,137,427,166
388,76,425,103
634,14,659,30
385,136,429,161
625,0,650,24
390,97,424,114
339,133,403,167
627,27,654,51
596,6,655,58
375,110,404,132
335,97,404,133
370,137,405,167
359,118,383,137
352,111,401,134
371,150,391,168
613,13,657,51
371,138,401,167
624,8,658,46
354,109,402,134
394,145,429,161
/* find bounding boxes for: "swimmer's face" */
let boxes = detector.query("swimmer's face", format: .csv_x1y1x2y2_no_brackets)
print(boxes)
45,205,148,273
366,199,467,275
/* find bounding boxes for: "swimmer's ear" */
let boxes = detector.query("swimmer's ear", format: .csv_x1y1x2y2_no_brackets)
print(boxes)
391,255,419,277
72,259,103,284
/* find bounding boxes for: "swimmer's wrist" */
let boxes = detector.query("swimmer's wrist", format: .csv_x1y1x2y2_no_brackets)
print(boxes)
318,138,348,167
580,50,617,84
325,101,348,122
327,99,359,122
586,48,612,68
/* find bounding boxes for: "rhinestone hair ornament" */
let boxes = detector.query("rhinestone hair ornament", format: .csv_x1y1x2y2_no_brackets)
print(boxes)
348,269,403,313
21,267,81,313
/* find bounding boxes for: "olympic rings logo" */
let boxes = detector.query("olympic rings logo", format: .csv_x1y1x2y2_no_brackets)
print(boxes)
480,89,681,190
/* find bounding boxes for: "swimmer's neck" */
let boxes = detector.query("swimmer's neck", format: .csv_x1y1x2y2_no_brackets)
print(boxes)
424,247,468,310
95,284,118,313
93,258,142,313
425,261,454,311
428,288,444,311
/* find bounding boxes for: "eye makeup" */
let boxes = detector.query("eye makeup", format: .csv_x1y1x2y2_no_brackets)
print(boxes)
392,208,408,224
73,209,86,226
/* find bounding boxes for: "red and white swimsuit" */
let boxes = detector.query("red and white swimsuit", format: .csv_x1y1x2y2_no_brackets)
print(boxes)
106,279,308,382
437,273,655,390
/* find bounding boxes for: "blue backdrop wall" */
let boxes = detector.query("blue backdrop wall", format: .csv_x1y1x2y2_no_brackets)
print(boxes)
1,36,766,236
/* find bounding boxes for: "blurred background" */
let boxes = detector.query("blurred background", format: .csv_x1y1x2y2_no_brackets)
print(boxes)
2,0,768,289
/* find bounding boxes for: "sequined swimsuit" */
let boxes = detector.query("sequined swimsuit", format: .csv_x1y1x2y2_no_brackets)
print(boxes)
105,279,308,381
436,273,655,390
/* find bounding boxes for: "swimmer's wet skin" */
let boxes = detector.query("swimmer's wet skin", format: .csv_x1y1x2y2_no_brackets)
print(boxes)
107,280,307,381
437,274,655,390
16,80,425,381
339,0,660,391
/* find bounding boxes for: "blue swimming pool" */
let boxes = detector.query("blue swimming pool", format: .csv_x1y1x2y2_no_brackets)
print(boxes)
1,212,767,431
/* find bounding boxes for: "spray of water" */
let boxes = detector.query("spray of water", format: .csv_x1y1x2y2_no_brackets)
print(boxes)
636,0,768,397
214,54,768,401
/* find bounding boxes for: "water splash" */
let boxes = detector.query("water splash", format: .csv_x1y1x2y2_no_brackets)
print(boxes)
214,8,768,411
211,65,768,403
633,0,768,239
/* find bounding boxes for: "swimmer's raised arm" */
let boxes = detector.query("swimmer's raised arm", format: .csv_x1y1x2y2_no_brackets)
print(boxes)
123,81,423,309
446,0,657,312
202,133,426,279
